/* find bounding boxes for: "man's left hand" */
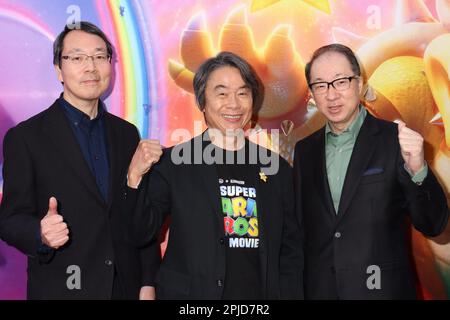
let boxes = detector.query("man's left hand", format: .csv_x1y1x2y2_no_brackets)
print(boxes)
396,120,425,175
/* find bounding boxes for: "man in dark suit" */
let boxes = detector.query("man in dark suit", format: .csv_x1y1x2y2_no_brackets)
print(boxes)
0,21,159,299
125,52,303,299
293,43,448,299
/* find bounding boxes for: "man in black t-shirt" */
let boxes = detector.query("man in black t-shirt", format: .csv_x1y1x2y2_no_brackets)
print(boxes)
126,52,303,299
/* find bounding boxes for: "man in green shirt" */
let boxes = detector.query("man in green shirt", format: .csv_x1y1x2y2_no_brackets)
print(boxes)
293,43,448,299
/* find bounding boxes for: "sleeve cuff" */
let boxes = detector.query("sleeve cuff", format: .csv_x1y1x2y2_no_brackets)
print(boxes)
36,228,53,254
126,174,142,189
404,162,428,184
35,228,55,262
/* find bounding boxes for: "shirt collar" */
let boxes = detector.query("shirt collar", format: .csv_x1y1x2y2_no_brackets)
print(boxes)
58,94,105,126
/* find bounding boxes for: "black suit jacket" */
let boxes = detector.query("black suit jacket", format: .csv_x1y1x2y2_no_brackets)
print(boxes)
0,100,160,299
126,132,303,299
293,112,448,299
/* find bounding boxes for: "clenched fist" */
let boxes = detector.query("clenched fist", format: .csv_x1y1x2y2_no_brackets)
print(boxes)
396,120,425,175
127,140,163,188
40,197,69,249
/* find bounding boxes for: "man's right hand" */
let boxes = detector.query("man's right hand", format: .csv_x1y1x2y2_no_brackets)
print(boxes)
40,197,69,249
127,139,163,188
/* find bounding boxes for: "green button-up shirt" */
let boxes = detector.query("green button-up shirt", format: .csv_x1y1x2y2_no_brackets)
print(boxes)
325,106,427,213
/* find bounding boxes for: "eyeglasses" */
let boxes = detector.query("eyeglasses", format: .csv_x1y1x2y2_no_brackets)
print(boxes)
61,53,111,65
309,76,359,95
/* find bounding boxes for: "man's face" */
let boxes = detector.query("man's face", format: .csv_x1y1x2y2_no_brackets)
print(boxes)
55,30,111,107
203,66,253,135
309,51,363,132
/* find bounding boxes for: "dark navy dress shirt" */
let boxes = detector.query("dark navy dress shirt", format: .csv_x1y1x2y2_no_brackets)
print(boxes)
58,96,109,201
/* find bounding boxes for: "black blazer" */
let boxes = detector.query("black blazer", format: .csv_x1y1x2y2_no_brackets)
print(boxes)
293,112,448,299
126,133,304,299
0,100,160,299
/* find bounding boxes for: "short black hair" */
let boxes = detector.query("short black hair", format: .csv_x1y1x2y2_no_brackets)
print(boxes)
53,21,113,67
305,43,361,84
193,51,261,112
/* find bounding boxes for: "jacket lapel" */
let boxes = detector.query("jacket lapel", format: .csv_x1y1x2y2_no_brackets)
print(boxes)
194,132,224,232
104,113,118,211
313,129,337,217
43,102,106,208
196,162,223,223
253,156,270,298
336,113,380,221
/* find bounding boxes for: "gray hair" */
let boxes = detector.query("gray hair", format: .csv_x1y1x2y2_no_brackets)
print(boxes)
193,51,261,112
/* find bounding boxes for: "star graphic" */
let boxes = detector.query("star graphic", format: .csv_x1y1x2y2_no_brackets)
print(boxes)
250,0,331,14
259,171,268,182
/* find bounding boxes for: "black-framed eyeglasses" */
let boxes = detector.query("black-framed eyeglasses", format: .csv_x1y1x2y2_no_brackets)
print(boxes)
61,53,111,65
309,76,359,95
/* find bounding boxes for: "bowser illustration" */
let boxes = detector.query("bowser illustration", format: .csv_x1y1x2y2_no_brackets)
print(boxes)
168,0,450,298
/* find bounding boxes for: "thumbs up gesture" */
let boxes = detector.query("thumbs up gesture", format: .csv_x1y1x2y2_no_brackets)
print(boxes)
396,120,425,175
40,197,69,249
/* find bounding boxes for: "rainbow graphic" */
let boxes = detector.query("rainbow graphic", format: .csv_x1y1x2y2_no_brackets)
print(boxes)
97,0,164,139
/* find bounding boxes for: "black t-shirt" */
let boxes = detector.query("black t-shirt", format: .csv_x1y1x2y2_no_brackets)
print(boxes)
215,145,262,300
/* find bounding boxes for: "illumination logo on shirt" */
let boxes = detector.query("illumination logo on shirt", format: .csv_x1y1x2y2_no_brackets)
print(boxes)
220,181,259,248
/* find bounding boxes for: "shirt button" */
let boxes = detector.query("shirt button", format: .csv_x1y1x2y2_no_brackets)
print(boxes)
217,279,223,287
335,232,341,238
219,238,225,245
105,259,113,266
